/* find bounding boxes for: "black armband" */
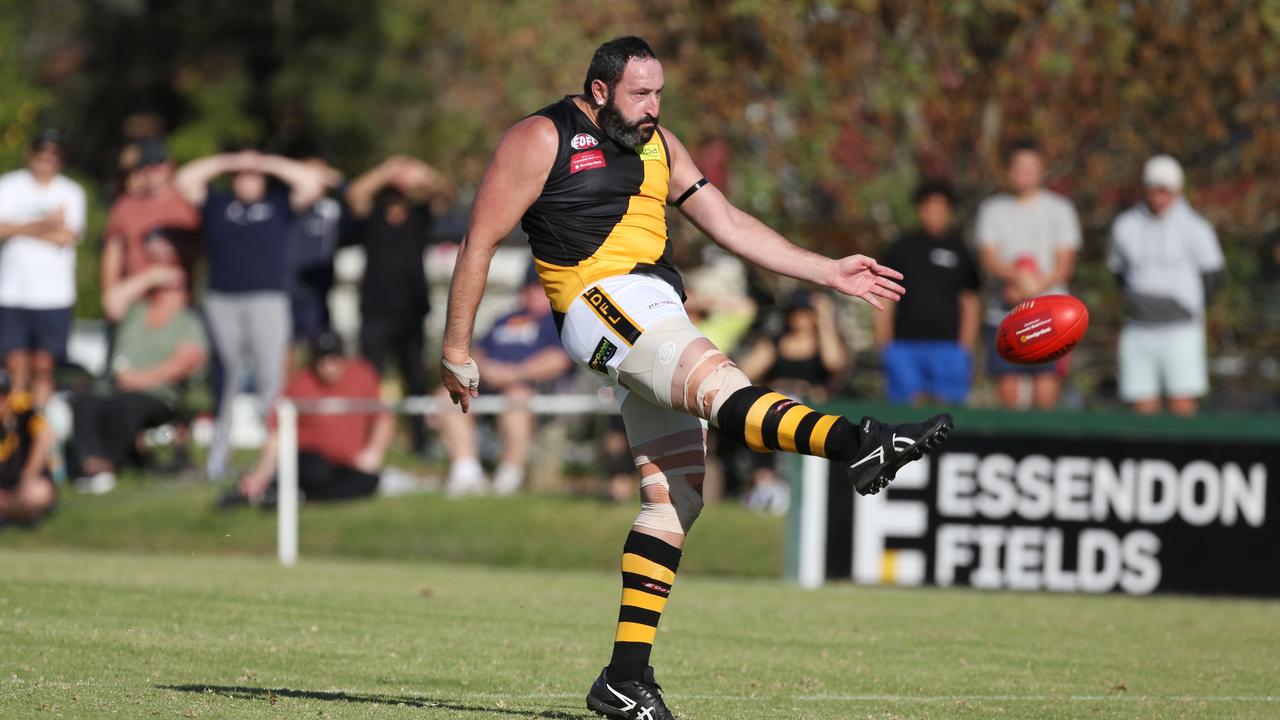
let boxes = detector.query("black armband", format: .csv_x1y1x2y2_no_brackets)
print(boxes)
672,177,710,207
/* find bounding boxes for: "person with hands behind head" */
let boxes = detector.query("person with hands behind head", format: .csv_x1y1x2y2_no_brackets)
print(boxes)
437,36,953,720
175,149,329,480
345,154,455,456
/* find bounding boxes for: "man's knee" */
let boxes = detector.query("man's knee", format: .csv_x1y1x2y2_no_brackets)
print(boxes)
636,464,706,535
617,315,751,420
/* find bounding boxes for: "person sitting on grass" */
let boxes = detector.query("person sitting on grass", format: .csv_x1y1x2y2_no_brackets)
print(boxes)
0,369,56,526
225,330,395,507
68,231,208,494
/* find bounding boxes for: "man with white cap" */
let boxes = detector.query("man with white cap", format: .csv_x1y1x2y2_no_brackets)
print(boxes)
1108,155,1225,415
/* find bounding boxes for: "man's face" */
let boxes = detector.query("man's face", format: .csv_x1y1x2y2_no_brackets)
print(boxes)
596,58,663,149
143,236,187,290
27,144,63,181
917,194,953,237
1007,150,1044,195
140,162,174,194
233,170,266,203
1144,185,1178,214
521,283,550,316
315,355,346,384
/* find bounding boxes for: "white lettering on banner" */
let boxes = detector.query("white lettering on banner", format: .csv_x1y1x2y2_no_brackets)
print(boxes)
1222,463,1266,527
932,525,1163,594
934,454,1267,527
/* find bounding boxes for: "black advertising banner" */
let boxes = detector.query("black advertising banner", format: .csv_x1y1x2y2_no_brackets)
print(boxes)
829,434,1277,596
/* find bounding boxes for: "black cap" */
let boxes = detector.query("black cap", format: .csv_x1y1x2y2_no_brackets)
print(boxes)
135,137,169,167
30,128,64,152
310,330,344,361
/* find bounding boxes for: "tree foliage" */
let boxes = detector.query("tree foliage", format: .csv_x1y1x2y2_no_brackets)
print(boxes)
8,0,1280,404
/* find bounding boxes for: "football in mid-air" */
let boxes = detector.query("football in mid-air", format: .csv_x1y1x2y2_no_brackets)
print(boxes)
995,294,1089,365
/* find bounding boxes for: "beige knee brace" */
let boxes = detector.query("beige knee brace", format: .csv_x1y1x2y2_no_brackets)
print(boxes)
618,315,752,422
621,394,707,535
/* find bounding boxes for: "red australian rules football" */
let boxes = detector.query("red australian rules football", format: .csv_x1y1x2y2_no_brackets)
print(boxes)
995,294,1089,365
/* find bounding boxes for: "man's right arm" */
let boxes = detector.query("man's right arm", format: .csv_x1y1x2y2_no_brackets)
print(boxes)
440,116,557,412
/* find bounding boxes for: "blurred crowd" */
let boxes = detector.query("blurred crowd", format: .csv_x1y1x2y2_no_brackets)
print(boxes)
0,128,1227,524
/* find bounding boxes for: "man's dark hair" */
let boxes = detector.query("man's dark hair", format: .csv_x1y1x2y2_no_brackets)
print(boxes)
1004,138,1040,165
583,36,658,99
912,178,957,207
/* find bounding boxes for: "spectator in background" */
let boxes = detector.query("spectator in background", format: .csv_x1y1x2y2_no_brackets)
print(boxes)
1108,155,1224,416
226,330,395,506
0,129,86,408
174,150,327,479
976,139,1082,410
101,137,200,299
735,291,847,513
0,369,56,525
435,267,573,496
738,291,847,403
876,179,980,406
68,232,207,493
346,155,454,456
285,157,346,348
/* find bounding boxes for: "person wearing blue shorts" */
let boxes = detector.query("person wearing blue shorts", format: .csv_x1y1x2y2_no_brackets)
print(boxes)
876,179,981,406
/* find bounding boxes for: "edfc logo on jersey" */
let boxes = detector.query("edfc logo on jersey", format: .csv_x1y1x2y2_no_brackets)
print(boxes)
570,133,599,150
639,144,661,161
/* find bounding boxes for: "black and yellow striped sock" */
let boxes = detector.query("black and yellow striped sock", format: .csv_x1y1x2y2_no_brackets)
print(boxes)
715,386,861,462
607,531,682,682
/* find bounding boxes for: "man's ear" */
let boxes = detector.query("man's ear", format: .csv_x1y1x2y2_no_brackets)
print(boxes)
591,79,609,107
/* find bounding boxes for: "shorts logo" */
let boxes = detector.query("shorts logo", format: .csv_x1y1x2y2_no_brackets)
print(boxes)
589,337,617,374
570,133,598,150
639,144,661,161
581,287,643,346
570,149,607,174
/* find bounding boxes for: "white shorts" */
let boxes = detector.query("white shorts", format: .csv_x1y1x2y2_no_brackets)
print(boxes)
559,273,688,402
1117,322,1208,401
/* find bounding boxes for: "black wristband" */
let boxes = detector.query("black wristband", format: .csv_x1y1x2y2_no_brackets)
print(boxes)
672,177,710,207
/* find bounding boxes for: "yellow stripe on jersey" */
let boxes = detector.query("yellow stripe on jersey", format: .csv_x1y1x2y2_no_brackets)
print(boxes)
538,138,670,313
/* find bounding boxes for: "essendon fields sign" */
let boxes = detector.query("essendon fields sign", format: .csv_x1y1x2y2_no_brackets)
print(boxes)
829,435,1276,596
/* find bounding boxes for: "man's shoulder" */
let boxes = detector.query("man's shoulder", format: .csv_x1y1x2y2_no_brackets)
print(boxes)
0,169,31,192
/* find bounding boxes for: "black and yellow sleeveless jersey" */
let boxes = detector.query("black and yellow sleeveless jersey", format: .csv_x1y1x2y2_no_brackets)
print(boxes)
521,96,685,314
0,391,44,490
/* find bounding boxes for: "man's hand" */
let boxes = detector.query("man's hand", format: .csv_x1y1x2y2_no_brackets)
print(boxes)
827,255,905,311
238,469,271,501
441,356,481,413
352,446,382,474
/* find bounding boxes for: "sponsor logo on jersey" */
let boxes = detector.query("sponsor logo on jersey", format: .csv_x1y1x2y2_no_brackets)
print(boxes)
570,149,607,174
639,143,661,161
589,337,618,374
570,133,599,150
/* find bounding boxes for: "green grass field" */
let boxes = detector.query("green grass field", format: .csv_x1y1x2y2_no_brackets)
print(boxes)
3,547,1278,720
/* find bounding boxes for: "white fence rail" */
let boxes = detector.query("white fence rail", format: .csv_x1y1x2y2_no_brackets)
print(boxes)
274,393,620,566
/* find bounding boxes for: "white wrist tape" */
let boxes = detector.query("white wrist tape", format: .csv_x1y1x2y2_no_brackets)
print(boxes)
442,357,480,390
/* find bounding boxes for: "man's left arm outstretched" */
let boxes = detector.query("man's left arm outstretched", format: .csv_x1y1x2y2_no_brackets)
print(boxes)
661,127,906,310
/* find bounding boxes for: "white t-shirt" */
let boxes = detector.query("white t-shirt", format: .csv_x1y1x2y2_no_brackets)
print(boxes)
1108,198,1223,324
975,190,1082,324
0,169,86,308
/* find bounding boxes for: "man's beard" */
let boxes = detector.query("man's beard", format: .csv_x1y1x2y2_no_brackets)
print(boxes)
599,96,657,150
